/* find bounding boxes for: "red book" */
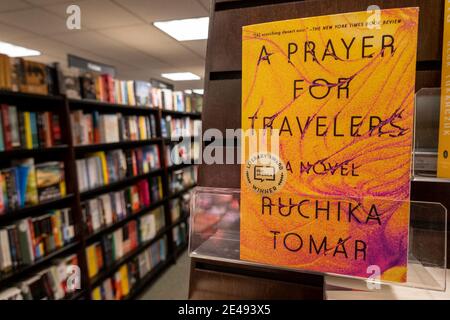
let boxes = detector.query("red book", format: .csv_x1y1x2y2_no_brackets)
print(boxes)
139,180,150,207
50,113,62,146
131,151,138,176
1,104,12,150
128,221,138,249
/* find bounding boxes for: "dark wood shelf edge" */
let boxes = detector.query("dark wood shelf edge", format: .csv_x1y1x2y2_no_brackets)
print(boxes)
0,90,63,101
68,98,159,113
161,109,202,118
79,169,163,200
0,145,69,157
74,139,162,153
0,194,75,226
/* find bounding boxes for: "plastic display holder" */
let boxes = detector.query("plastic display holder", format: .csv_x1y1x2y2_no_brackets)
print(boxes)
413,87,448,182
189,186,447,293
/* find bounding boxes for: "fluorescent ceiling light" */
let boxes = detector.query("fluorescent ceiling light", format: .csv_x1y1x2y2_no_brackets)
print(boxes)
153,17,209,41
193,89,204,95
0,41,41,57
161,72,200,81
184,89,193,94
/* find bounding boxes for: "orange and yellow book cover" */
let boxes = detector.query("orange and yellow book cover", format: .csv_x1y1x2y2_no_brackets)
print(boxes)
240,8,418,282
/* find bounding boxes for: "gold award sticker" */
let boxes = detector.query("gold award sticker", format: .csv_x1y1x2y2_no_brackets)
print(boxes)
245,152,287,194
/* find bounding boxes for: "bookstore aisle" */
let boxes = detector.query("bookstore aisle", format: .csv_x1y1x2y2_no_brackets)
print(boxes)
0,0,207,300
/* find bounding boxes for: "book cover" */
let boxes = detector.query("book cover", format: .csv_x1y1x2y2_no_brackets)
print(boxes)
29,112,39,149
240,8,418,282
19,60,49,95
23,112,33,149
8,105,20,148
134,81,151,107
13,158,38,207
35,161,65,202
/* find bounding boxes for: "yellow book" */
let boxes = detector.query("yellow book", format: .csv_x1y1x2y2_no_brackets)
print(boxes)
86,245,98,278
24,112,33,149
127,81,136,106
437,0,450,178
240,8,418,283
138,116,147,140
119,265,130,296
92,287,101,300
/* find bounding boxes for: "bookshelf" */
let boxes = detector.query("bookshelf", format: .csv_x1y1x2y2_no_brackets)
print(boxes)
0,90,200,300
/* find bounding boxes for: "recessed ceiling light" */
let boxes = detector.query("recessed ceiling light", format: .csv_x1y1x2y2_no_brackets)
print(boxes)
0,41,41,57
193,89,204,95
153,17,209,41
161,72,200,81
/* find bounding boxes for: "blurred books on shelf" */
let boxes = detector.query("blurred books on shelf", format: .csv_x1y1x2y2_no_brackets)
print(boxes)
168,166,198,194
0,253,79,300
91,236,167,300
0,104,63,152
0,159,66,214
82,181,164,236
75,146,160,192
70,110,157,145
85,211,167,280
0,208,75,271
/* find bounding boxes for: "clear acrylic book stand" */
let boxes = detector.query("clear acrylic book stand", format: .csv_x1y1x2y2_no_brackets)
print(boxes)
189,186,447,293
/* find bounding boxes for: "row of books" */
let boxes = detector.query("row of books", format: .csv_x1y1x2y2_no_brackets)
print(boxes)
0,254,79,300
169,166,198,194
0,54,204,112
0,104,62,151
75,146,160,192
91,237,167,300
61,68,203,112
155,88,203,113
166,142,201,166
0,159,66,214
161,116,201,139
0,209,75,272
85,208,165,279
70,110,157,145
82,180,163,235
0,55,54,96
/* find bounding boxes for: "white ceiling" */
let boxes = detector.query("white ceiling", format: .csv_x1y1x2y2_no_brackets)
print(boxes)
0,0,210,90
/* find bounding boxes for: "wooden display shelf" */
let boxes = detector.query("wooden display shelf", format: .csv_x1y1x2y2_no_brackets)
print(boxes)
68,98,159,114
0,145,69,158
161,109,202,118
0,81,201,300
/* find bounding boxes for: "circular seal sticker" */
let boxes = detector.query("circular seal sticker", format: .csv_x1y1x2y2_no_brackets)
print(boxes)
245,152,287,194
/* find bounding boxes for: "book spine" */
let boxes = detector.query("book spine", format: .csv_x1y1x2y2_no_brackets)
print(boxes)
29,112,39,149
1,104,12,150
